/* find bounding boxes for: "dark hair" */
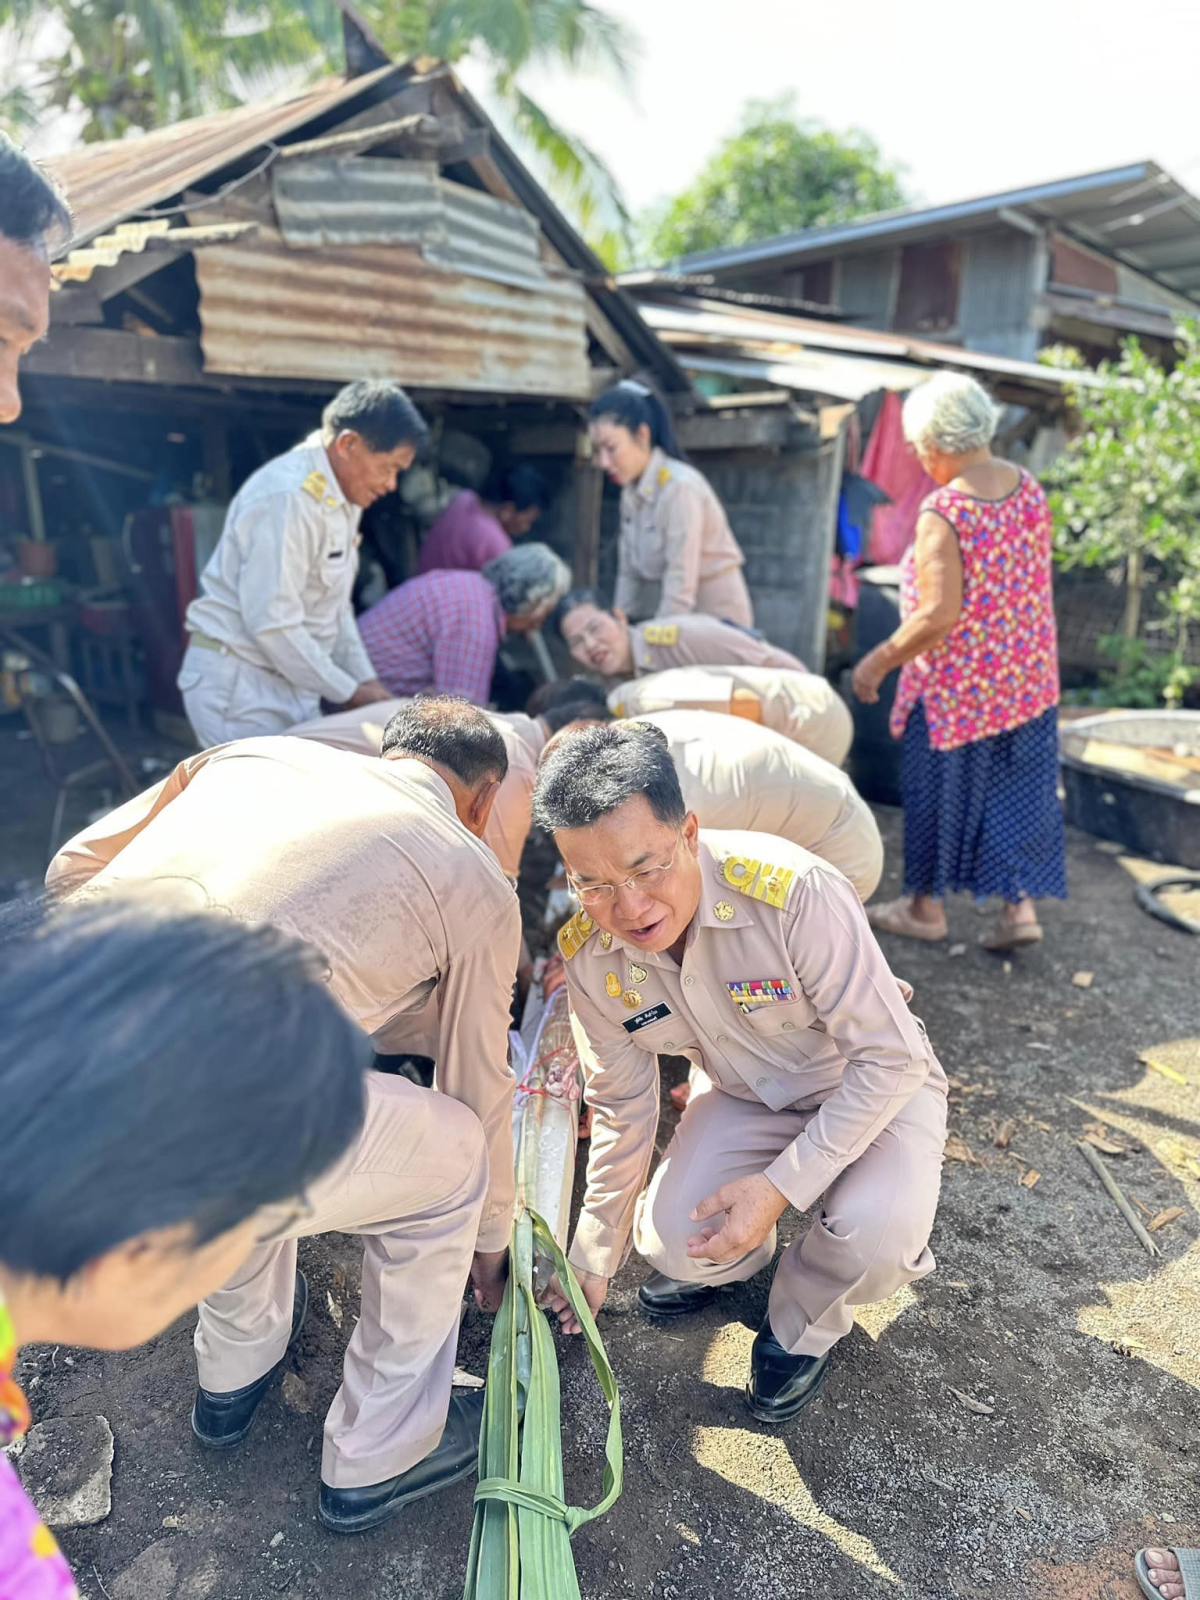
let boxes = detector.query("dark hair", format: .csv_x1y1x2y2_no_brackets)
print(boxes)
484,462,550,512
528,676,613,733
381,694,509,787
588,379,686,462
0,136,72,255
0,895,368,1281
323,380,429,455
532,721,685,832
552,587,608,637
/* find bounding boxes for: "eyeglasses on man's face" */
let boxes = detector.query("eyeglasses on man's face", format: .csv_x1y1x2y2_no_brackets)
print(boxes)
567,836,681,906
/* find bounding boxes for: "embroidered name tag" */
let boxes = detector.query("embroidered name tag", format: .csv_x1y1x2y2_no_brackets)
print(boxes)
727,979,796,1009
623,1002,672,1034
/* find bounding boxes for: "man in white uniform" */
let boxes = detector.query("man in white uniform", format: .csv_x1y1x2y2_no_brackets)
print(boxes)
178,380,428,747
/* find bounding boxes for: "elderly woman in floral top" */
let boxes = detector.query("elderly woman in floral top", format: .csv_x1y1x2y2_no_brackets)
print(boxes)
0,896,369,1600
852,371,1066,951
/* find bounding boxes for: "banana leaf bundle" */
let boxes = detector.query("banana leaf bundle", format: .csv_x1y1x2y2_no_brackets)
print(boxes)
463,978,622,1598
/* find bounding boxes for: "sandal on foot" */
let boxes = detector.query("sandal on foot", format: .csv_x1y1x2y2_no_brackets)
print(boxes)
1136,1547,1200,1599
865,898,947,942
978,920,1043,952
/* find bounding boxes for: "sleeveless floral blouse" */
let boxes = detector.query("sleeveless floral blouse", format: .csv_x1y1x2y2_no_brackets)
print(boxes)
890,469,1059,752
0,1301,80,1600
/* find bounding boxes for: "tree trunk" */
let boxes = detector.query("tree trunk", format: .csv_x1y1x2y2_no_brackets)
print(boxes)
1122,548,1144,641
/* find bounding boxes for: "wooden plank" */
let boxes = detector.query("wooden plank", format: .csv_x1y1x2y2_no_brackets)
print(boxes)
677,408,797,453
572,437,604,589
22,327,207,387
504,407,809,458
277,113,462,162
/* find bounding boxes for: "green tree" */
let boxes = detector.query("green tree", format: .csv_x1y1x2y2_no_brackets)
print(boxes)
1046,323,1200,707
640,94,905,265
0,0,635,261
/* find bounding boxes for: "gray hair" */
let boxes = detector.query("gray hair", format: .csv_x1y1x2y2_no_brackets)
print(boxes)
483,542,571,620
902,372,1000,456
532,721,685,832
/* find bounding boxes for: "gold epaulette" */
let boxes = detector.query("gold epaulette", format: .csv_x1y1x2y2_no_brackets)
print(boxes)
642,623,679,646
557,908,598,961
301,469,327,503
718,853,797,911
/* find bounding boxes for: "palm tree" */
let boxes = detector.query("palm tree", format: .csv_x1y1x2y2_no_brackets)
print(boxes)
0,0,635,261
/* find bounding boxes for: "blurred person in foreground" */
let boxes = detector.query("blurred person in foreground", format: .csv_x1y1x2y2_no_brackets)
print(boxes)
0,136,72,425
0,897,369,1597
46,698,521,1532
852,372,1066,951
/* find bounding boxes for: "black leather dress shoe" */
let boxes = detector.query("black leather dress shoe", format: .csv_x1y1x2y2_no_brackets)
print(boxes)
192,1271,308,1449
318,1390,485,1535
637,1271,719,1318
745,1316,829,1423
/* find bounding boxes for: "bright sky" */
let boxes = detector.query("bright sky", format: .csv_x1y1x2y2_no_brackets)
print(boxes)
505,0,1200,221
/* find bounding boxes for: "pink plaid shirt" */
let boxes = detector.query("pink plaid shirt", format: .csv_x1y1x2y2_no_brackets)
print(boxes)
356,569,507,705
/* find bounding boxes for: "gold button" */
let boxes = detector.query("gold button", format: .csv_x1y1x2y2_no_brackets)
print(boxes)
684,976,695,987
782,1022,795,1032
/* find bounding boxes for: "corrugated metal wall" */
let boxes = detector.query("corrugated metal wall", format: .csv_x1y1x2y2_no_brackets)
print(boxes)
193,228,591,398
596,440,842,668
272,158,549,292
835,250,898,327
958,229,1041,359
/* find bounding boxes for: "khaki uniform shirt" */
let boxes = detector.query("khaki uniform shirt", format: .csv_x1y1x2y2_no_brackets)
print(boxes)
622,615,805,678
287,703,547,883
185,434,374,705
615,448,747,620
46,738,520,1251
635,710,882,901
610,664,854,768
558,832,943,1280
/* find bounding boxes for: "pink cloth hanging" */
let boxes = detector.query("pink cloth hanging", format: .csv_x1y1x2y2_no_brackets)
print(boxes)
859,391,937,566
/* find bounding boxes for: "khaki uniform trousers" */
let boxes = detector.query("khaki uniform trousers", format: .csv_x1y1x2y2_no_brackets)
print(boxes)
194,1073,488,1489
634,1072,946,1358
178,641,319,748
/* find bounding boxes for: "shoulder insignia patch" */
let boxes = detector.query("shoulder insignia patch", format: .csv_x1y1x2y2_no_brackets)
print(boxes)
642,623,679,647
657,465,672,488
557,908,598,961
720,854,797,911
301,470,327,503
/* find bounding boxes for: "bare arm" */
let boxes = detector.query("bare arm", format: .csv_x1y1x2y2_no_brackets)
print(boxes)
852,511,963,703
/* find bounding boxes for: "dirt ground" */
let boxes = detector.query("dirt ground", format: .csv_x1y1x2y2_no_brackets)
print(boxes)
3,714,1199,1600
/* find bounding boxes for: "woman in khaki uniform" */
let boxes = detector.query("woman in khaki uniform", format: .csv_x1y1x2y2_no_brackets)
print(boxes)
589,381,753,627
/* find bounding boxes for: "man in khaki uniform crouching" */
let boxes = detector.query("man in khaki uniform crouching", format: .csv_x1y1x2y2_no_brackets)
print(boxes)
532,722,946,1422
47,698,520,1532
628,710,882,902
610,662,853,768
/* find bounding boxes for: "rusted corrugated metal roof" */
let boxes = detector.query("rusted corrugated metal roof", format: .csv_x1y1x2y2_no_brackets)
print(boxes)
44,65,405,251
272,158,549,290
193,229,591,399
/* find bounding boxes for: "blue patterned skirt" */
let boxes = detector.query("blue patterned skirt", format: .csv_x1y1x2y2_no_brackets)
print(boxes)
901,700,1068,903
